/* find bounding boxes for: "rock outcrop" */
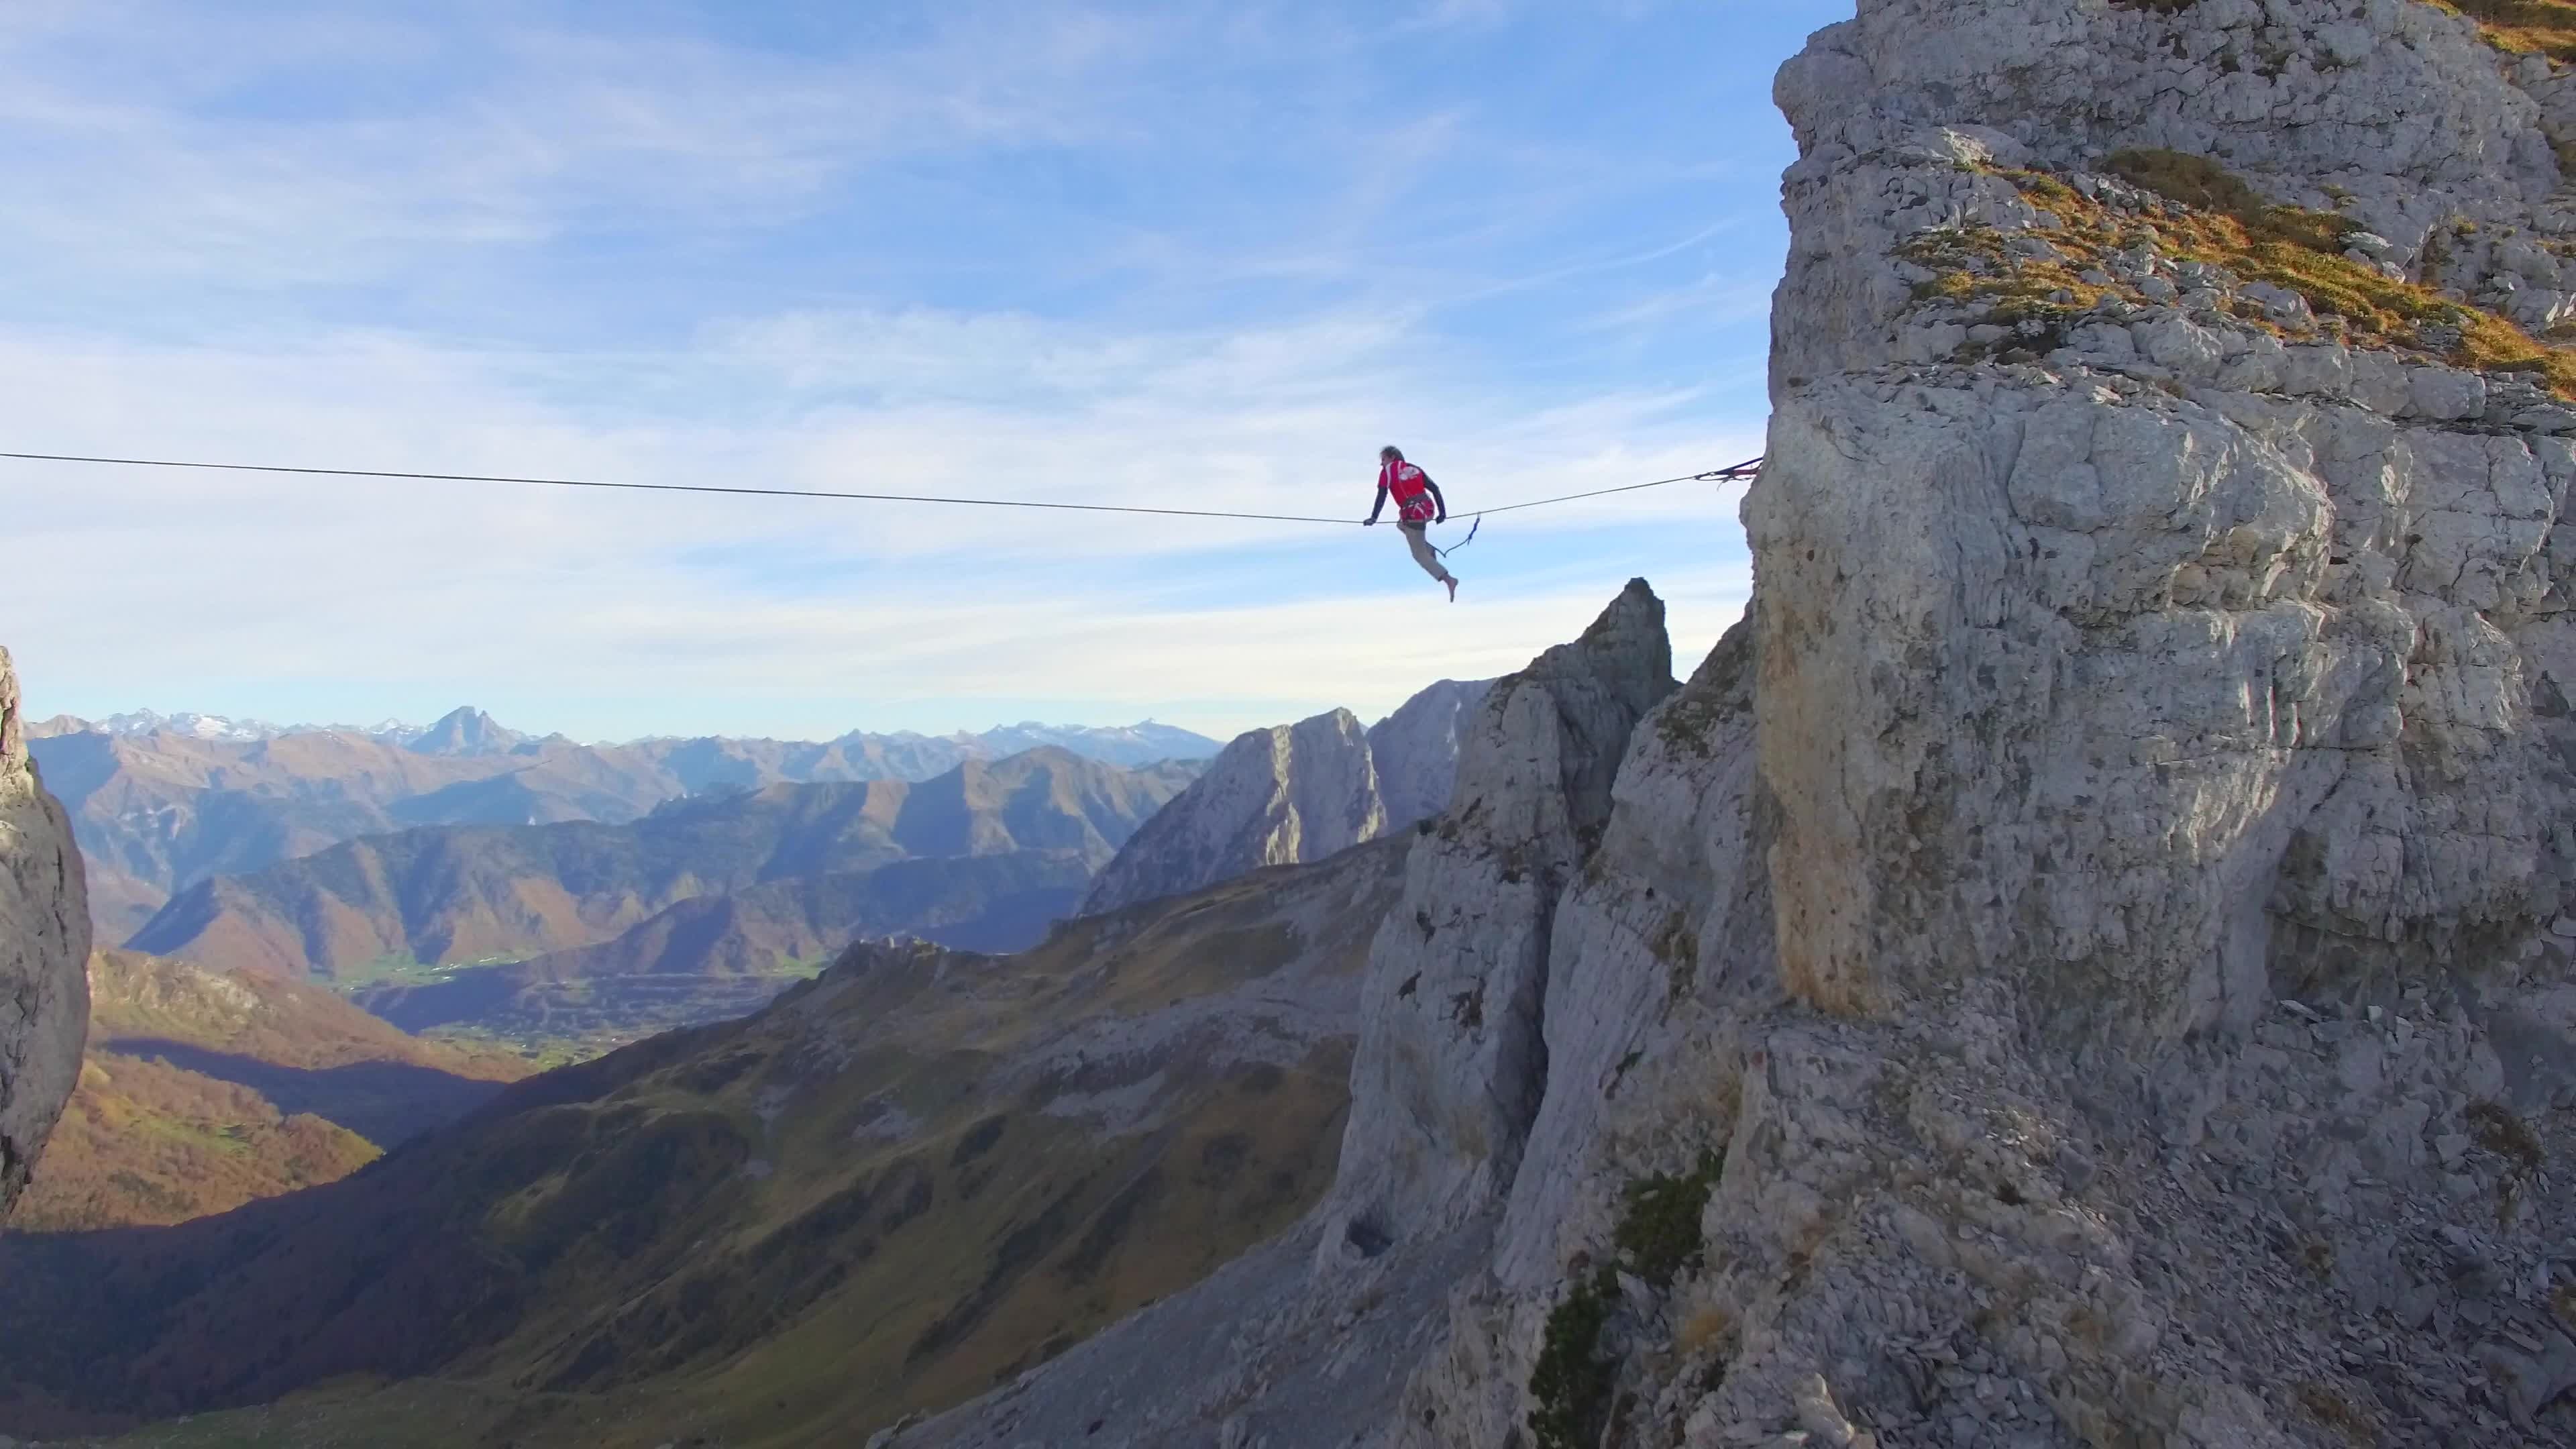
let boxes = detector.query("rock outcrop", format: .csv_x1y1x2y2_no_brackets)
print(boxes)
1081,679,1493,916
908,4,2576,1447
0,647,92,1219
1325,598,1667,1249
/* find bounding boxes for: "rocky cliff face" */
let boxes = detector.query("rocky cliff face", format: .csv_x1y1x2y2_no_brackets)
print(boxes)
1326,600,1668,1252
1082,680,1493,917
0,647,92,1219
1431,1,2576,1442
907,4,2576,1446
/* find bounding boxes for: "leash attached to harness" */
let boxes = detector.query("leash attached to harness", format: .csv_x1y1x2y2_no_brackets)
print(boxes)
1434,517,1481,557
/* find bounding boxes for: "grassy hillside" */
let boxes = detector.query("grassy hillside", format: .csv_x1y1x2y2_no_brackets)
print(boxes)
6,953,534,1232
2432,0,2576,60
13,1055,380,1232
83,949,529,1143
0,838,1408,1448
86,950,527,1079
126,748,1187,984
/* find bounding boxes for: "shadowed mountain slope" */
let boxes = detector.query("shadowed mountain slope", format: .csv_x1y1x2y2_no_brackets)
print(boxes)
13,1055,382,1234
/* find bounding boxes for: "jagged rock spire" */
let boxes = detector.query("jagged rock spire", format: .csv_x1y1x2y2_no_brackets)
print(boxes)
1322,578,1672,1257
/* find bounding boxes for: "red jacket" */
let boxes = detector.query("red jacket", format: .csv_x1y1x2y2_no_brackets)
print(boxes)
1376,459,1441,523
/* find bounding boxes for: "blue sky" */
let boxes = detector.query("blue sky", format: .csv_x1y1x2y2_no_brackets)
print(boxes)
0,0,1848,743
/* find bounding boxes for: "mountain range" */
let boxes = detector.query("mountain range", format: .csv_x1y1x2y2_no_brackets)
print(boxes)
352,849,1106,1044
28,706,1222,938
30,704,1220,765
89,682,1493,1062
119,748,1197,1051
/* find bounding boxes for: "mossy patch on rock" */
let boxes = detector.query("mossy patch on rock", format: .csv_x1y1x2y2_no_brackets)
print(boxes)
1650,910,1701,1002
1907,147,2576,396
1526,1265,1619,1449
1613,1150,1723,1288
2116,0,2576,64
1652,684,1732,759
2427,0,2576,61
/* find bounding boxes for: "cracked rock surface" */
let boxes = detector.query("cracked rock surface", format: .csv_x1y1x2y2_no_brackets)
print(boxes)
0,645,90,1220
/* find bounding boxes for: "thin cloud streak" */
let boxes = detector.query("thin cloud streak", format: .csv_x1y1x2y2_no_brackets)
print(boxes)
0,0,1810,740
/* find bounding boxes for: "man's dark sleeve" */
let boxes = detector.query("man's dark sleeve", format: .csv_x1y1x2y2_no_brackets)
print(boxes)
1368,483,1389,523
1424,478,1447,521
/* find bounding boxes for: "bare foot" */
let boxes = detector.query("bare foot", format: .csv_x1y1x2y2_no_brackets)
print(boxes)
1445,577,1458,602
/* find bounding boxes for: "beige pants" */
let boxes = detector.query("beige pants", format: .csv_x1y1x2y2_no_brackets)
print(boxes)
1400,522,1453,583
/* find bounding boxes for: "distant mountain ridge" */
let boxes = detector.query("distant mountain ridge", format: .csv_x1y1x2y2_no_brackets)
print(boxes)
129,747,1195,984
32,703,1220,763
28,705,513,749
30,706,1222,936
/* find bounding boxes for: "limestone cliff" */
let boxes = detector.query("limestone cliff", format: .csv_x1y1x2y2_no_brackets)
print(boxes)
1398,1,2576,1443
910,4,2576,1446
1081,679,1492,917
0,647,91,1219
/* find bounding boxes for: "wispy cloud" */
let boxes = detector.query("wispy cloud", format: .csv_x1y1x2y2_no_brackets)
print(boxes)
0,5,1172,292
0,0,1828,739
